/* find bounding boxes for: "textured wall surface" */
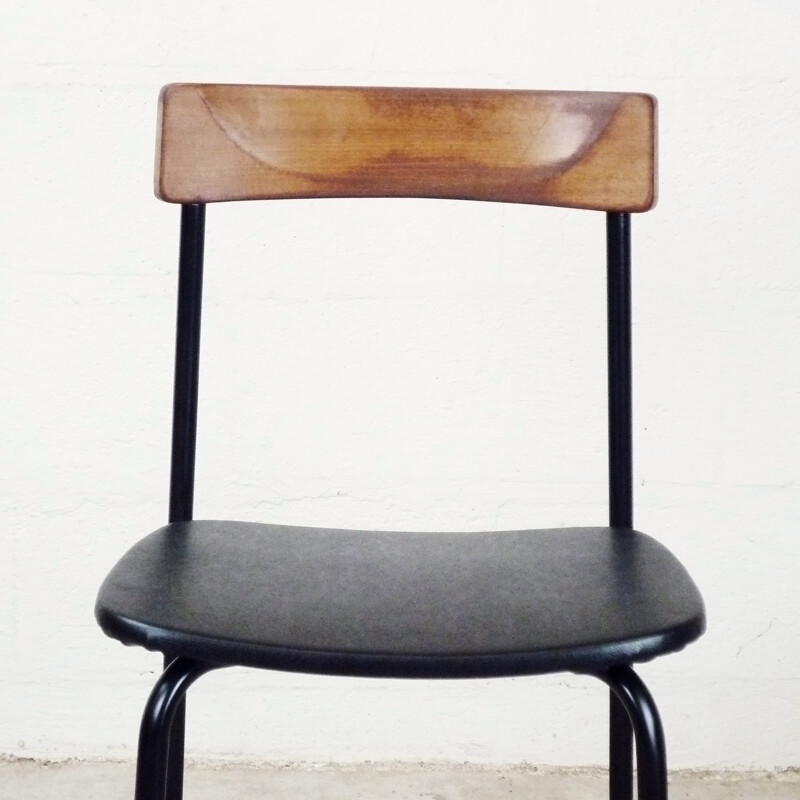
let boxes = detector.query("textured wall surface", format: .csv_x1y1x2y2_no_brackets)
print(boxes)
2,0,799,769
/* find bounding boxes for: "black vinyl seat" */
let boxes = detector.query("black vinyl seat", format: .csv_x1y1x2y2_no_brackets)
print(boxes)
97,522,703,679
95,84,705,800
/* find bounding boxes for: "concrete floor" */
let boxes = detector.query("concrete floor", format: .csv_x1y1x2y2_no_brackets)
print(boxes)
2,760,799,800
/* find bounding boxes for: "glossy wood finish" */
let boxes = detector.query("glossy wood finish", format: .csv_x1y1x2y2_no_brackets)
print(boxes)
156,84,656,211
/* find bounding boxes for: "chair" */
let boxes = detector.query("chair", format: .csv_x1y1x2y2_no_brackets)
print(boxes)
96,84,705,800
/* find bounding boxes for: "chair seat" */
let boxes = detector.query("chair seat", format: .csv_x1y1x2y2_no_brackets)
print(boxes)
96,521,704,679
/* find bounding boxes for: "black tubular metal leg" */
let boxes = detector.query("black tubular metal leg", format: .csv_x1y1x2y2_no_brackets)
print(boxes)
162,204,206,799
134,658,215,800
598,666,668,800
610,690,634,800
164,693,186,800
606,211,635,799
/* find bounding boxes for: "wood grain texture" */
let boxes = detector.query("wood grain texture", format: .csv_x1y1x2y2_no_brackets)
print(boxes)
156,84,657,211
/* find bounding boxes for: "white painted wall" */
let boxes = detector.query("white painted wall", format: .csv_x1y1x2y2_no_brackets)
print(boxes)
2,0,799,770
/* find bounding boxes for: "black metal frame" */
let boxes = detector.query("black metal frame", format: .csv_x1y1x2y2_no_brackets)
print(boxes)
169,203,206,526
133,206,667,800
607,211,635,800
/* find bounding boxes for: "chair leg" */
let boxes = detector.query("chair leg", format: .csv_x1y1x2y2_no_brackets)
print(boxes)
160,654,188,800
597,665,668,800
134,657,215,800
609,689,634,800
164,699,186,800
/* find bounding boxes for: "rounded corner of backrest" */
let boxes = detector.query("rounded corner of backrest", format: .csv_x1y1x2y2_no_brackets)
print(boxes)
636,91,658,115
642,184,658,212
630,189,658,214
153,173,180,204
159,82,182,102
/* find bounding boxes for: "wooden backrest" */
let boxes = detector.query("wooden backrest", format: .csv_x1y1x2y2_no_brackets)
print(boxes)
156,84,656,212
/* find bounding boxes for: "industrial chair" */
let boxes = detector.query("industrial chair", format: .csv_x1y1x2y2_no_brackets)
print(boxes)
96,84,705,800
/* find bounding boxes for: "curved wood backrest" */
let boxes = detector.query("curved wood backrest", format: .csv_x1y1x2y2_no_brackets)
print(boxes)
156,84,657,211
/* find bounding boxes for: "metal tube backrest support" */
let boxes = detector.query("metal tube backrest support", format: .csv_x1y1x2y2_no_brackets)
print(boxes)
166,206,634,528
168,203,206,523
606,212,633,529
167,207,635,527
